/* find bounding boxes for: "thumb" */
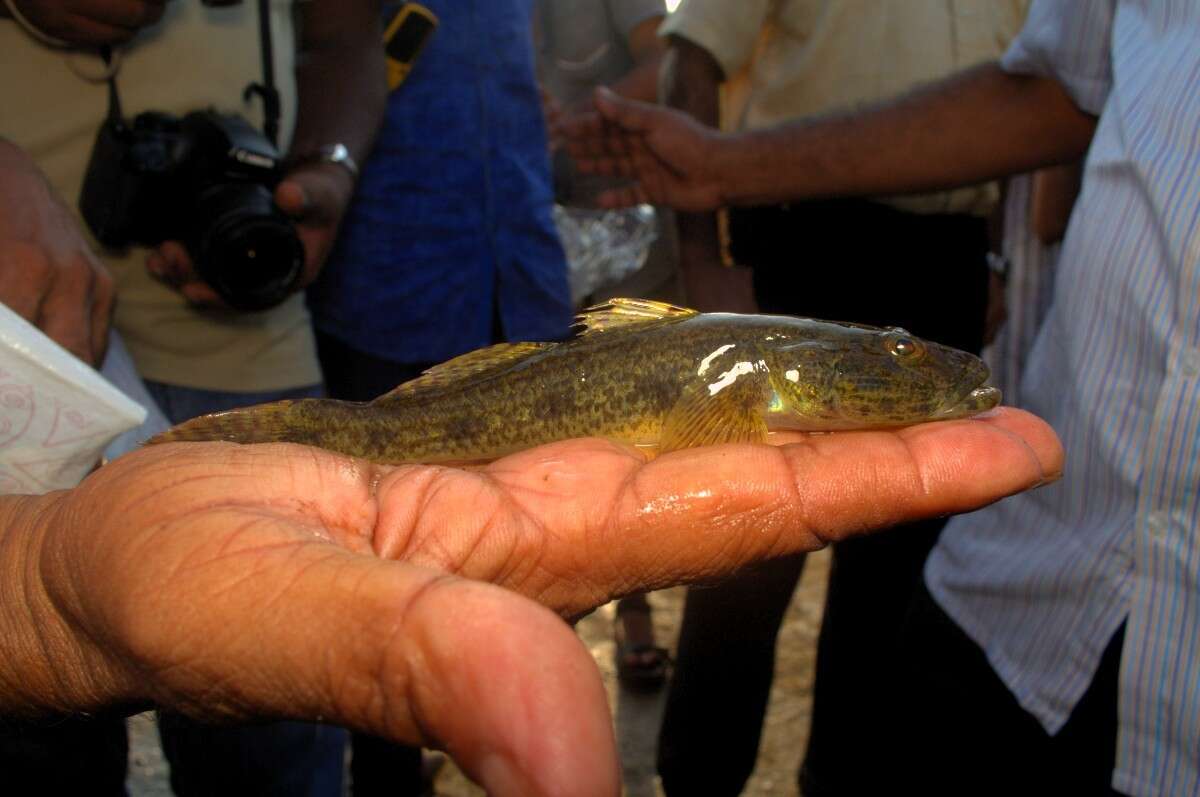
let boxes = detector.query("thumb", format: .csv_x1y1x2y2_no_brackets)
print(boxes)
97,527,619,797
592,86,658,133
274,178,309,218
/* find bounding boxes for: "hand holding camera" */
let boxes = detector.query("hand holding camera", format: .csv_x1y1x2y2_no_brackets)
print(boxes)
144,155,356,309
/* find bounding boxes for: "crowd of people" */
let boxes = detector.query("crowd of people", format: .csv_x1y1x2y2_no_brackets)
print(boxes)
0,1,1194,796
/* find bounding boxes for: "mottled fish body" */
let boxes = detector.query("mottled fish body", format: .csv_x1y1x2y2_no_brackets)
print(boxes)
149,300,1000,463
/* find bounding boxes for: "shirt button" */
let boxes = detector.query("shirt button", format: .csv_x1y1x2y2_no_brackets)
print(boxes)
1182,349,1200,378
1146,511,1170,539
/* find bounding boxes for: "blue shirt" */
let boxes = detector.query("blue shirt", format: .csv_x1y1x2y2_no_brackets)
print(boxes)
308,0,573,364
925,3,1200,795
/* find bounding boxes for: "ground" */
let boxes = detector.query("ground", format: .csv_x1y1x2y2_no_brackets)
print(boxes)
128,549,831,796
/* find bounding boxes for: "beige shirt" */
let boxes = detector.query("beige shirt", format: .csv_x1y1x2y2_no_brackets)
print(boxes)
662,0,1027,216
0,1,321,392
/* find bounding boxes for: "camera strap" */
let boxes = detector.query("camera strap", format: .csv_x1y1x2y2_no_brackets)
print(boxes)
243,0,282,148
96,3,282,146
99,47,125,131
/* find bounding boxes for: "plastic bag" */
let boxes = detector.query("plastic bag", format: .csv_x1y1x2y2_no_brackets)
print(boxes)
0,302,147,494
554,204,658,305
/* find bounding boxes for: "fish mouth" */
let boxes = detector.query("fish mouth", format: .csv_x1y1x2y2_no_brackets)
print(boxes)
932,384,1002,420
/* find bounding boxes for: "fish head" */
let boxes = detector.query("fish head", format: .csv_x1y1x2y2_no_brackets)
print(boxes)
762,322,1000,431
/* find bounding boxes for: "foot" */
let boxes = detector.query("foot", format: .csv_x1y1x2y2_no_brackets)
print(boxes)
614,598,670,692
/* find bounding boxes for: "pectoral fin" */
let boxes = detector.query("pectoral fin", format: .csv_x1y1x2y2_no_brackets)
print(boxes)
659,380,769,453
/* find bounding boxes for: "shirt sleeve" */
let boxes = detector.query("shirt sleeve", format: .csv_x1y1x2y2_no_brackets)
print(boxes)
607,0,666,38
658,0,771,80
1000,0,1115,115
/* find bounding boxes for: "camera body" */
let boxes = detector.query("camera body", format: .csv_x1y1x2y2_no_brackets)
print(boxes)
80,110,304,312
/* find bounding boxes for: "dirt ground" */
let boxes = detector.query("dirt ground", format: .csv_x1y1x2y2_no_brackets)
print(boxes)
128,549,831,796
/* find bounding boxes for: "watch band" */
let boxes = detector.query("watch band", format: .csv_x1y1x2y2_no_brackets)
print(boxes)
290,143,359,180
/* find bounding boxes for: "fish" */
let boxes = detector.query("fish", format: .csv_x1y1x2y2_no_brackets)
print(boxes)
148,299,1001,463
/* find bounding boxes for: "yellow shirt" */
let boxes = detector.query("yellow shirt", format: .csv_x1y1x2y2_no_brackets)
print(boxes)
0,1,321,391
662,0,1027,216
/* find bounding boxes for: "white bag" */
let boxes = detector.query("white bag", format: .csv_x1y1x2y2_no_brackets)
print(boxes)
554,204,658,305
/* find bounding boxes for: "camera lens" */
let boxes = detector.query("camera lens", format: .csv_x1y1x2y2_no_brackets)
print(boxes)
192,184,304,312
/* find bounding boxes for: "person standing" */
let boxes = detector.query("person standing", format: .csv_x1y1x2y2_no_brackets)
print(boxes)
306,1,573,792
0,0,386,793
564,0,1198,791
650,2,1025,793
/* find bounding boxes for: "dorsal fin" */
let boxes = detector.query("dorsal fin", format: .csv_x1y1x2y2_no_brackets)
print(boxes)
373,342,552,403
574,298,699,336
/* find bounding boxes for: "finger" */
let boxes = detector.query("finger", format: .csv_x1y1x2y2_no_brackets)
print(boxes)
56,12,139,45
555,110,605,155
276,168,351,226
75,0,167,29
595,185,645,209
592,86,660,134
605,408,1062,589
0,241,51,324
372,408,1061,616
147,240,196,287
273,178,310,219
37,254,95,364
179,280,227,308
88,257,116,364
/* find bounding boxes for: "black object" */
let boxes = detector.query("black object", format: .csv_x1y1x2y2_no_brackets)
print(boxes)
79,109,302,312
78,1,297,312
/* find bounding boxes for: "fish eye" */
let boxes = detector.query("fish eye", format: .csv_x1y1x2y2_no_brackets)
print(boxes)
887,335,923,359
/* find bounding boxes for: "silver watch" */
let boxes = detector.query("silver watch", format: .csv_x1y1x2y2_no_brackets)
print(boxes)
293,143,359,180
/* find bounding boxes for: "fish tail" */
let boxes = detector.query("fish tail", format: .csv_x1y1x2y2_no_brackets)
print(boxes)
146,399,318,447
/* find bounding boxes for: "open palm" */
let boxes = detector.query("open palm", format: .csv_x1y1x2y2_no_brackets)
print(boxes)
28,407,1059,796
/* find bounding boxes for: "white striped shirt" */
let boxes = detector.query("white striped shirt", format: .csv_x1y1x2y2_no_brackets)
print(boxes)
926,3,1200,795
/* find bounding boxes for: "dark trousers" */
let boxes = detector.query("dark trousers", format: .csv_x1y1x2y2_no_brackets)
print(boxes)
315,330,433,797
801,584,1123,796
657,199,991,795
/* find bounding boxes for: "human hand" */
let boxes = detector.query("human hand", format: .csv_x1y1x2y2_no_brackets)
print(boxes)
145,163,352,308
559,87,728,212
5,408,1060,796
5,0,169,47
0,140,115,364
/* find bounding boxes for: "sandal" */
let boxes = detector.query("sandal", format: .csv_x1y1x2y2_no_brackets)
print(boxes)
614,600,671,691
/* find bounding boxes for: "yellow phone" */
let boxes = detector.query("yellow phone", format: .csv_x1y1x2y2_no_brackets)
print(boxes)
384,3,438,92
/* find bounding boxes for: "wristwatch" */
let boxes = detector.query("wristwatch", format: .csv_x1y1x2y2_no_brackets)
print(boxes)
290,143,359,181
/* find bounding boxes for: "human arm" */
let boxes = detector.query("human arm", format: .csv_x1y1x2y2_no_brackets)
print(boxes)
0,407,1060,796
0,139,114,364
566,62,1097,211
148,0,386,305
661,34,756,312
1031,161,1082,245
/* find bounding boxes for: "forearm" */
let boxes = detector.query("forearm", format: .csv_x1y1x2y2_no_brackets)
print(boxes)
289,1,387,167
715,62,1098,207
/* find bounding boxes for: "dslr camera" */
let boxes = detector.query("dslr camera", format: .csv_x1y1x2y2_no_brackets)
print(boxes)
80,109,304,312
